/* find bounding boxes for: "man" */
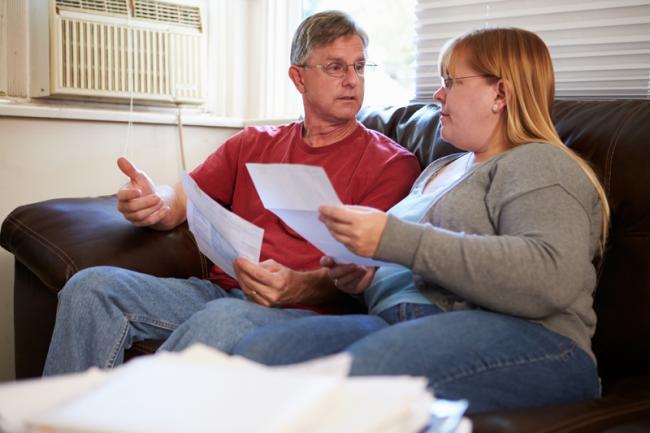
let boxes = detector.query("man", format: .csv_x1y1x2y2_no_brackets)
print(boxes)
43,10,420,375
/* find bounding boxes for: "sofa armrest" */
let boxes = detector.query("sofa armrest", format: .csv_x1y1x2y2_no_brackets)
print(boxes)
1,195,211,294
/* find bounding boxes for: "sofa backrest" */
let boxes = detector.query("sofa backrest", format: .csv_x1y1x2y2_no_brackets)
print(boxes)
358,100,650,384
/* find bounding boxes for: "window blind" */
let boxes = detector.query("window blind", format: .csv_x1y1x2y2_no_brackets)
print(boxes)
414,0,650,101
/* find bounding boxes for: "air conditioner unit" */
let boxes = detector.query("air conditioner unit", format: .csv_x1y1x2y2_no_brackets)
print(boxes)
29,0,205,104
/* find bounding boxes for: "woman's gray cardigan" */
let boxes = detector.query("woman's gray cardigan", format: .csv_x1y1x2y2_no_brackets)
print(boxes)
373,142,603,360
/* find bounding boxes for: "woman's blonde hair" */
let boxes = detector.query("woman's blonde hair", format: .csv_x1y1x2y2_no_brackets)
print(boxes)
439,27,610,257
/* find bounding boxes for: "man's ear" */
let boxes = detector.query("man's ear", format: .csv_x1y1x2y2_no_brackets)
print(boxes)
289,66,306,94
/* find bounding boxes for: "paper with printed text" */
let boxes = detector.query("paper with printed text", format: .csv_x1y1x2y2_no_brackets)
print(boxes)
181,172,263,278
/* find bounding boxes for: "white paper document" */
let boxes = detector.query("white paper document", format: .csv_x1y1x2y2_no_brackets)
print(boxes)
0,368,110,433
246,163,394,268
0,345,469,433
181,172,263,278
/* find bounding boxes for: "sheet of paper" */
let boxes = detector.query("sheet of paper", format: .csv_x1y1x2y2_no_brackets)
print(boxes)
29,357,335,433
246,163,394,268
0,345,467,433
247,163,342,210
181,172,263,278
177,344,352,379
0,368,109,433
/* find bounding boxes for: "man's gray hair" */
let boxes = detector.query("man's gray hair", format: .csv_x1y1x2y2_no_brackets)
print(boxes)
290,10,369,65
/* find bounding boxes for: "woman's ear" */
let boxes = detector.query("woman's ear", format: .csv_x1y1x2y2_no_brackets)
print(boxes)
493,79,509,112
288,66,306,94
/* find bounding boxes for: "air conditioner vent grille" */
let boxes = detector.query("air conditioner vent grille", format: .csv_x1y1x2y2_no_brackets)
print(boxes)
52,16,204,103
56,0,129,17
134,0,201,30
45,1,205,104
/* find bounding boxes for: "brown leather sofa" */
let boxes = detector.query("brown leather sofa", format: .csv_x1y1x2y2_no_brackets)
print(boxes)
2,99,650,432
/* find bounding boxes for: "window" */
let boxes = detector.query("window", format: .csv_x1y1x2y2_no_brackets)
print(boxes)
303,0,417,106
204,0,303,121
415,0,650,101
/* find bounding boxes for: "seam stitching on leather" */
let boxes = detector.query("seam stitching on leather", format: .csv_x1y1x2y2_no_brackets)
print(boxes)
604,119,622,198
5,215,78,277
603,103,643,198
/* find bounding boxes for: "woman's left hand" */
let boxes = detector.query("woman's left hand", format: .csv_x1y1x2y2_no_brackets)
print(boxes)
319,205,388,257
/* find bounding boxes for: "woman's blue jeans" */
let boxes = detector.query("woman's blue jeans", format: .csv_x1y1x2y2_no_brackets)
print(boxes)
232,303,600,414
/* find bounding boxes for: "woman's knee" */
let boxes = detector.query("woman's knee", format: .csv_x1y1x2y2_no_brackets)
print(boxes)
162,299,283,353
203,297,259,316
178,298,254,332
234,315,388,366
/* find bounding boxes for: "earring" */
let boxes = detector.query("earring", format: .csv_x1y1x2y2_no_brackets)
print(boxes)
491,103,499,113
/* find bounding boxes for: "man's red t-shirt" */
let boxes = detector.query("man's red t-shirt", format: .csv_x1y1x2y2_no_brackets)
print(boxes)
190,121,420,289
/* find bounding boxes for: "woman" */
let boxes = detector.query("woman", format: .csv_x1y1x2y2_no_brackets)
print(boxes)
231,27,610,413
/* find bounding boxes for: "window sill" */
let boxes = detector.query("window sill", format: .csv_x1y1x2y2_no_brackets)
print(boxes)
0,99,297,128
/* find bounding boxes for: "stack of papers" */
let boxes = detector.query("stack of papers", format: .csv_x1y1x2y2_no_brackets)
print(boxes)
0,345,470,433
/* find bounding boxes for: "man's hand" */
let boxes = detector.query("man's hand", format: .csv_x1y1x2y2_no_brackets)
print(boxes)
319,205,388,257
234,258,307,307
116,157,169,226
320,256,376,295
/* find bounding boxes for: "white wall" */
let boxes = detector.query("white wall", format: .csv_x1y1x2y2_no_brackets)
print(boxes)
0,0,303,383
0,115,240,381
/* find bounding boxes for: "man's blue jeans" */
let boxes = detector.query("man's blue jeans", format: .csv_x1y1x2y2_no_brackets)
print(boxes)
232,303,601,414
43,266,315,375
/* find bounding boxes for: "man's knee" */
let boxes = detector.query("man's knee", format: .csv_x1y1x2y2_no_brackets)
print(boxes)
58,266,129,309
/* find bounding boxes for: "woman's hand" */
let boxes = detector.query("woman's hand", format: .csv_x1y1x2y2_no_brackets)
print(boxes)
320,256,376,295
319,205,388,257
